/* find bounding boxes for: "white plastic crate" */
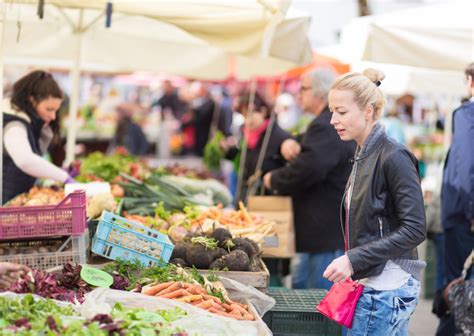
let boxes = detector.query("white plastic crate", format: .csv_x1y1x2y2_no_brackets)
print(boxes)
0,230,89,270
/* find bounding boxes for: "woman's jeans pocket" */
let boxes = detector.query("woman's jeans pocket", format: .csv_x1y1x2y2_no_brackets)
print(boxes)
390,278,420,326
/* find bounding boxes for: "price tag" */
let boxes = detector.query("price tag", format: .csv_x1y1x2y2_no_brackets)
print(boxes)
80,265,113,288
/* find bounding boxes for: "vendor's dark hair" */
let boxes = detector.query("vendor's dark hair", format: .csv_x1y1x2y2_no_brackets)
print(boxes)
11,70,63,136
465,62,474,79
235,90,272,119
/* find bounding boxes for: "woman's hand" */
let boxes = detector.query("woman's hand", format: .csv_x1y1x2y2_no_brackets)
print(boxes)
0,262,29,289
323,255,354,283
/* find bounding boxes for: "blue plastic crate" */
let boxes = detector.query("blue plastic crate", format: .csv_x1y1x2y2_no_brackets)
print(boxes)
91,211,174,267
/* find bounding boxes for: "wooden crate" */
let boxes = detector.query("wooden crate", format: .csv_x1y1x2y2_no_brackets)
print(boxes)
198,257,270,292
248,196,295,259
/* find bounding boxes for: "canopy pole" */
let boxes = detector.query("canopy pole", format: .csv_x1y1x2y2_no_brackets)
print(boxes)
245,73,286,200
64,9,84,166
235,79,256,206
0,0,5,204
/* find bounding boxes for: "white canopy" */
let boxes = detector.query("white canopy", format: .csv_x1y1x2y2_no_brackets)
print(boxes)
0,0,313,203
340,0,473,71
2,1,312,79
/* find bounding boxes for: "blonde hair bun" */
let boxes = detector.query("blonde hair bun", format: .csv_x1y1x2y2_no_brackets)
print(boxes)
363,68,385,84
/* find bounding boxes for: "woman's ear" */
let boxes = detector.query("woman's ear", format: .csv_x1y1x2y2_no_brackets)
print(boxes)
365,104,375,121
28,96,37,107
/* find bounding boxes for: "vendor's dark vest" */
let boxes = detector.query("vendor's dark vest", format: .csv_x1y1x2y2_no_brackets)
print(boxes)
2,114,42,204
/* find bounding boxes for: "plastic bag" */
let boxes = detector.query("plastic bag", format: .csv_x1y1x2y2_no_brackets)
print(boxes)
82,288,272,336
219,276,275,316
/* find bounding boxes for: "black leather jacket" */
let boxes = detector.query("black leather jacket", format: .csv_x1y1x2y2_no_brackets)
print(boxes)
345,124,426,280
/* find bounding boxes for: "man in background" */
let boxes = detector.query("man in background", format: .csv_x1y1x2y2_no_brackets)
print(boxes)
263,69,355,289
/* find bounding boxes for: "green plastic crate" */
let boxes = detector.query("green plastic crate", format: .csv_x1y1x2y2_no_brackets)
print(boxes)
263,287,342,336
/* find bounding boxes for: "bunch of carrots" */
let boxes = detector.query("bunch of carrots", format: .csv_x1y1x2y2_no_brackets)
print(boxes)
191,202,264,228
142,281,254,321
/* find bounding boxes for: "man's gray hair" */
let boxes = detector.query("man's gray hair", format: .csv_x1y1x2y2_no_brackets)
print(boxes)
305,68,337,99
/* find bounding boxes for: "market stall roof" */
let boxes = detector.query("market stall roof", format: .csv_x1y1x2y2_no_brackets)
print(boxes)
340,0,473,71
0,0,314,202
2,1,312,79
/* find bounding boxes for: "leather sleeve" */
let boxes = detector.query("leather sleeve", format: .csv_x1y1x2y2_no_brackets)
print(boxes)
347,149,427,272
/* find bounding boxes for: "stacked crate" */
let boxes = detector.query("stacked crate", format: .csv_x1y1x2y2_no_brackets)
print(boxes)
0,191,88,269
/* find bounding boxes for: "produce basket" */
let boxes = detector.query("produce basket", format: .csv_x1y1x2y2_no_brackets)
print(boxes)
198,258,270,292
0,230,89,270
0,191,87,240
263,287,342,336
91,211,174,267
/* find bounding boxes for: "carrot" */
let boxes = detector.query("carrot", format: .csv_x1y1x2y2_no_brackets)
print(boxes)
195,299,214,309
211,301,226,311
229,300,247,308
183,283,206,295
207,307,244,320
142,281,174,296
202,294,223,304
219,218,235,226
159,288,190,299
231,309,254,321
191,299,204,305
222,303,232,311
176,294,203,303
156,282,181,296
230,303,250,316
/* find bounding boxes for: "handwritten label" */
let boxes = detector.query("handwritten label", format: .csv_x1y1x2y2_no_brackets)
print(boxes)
80,265,113,288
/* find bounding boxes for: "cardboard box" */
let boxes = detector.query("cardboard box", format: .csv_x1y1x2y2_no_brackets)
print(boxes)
248,196,295,258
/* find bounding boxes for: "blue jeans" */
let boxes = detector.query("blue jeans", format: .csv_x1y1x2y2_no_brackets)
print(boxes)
292,250,344,290
349,276,420,336
444,219,474,282
430,233,446,291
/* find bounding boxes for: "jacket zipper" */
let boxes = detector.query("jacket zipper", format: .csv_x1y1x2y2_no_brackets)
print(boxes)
378,217,383,237
346,156,359,250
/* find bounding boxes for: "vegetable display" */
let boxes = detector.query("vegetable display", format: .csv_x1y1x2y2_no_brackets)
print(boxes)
6,186,64,207
103,260,255,321
123,202,274,246
0,294,188,335
2,257,259,324
120,174,214,214
7,264,91,304
169,229,262,273
76,151,148,183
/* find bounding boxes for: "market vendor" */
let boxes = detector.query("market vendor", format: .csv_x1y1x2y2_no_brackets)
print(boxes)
0,262,29,289
221,90,291,203
2,70,73,204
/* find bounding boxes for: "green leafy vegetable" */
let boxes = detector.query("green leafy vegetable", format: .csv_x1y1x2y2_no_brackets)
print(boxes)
203,131,225,171
76,151,135,182
155,201,171,220
190,237,218,250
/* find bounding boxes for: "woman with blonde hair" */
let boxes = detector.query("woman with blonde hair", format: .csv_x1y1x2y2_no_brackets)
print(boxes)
323,69,426,335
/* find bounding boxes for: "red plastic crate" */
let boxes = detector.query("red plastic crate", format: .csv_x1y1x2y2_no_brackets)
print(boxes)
0,191,86,240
